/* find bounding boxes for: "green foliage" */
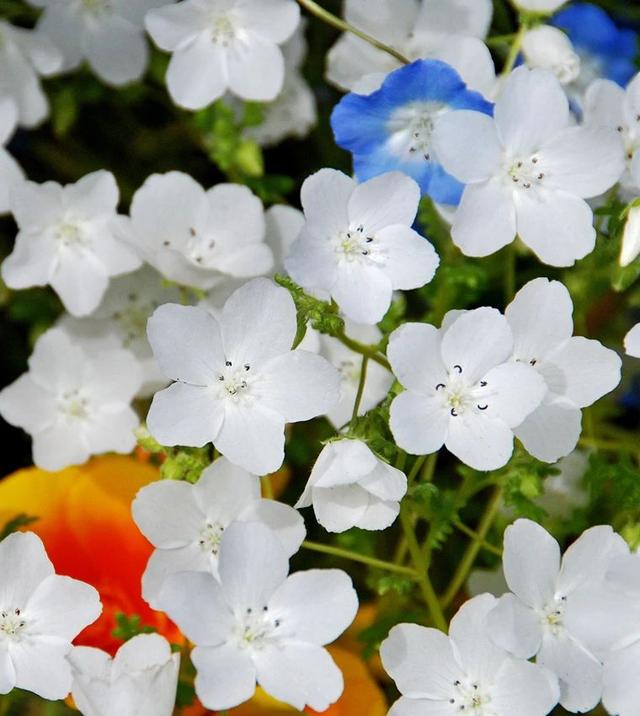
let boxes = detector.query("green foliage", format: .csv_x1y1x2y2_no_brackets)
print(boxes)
0,513,39,541
586,451,640,519
409,483,459,551
275,274,345,338
111,613,157,642
373,574,415,597
500,451,554,521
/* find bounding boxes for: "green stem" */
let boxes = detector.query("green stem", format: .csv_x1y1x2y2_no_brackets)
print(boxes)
453,521,503,557
296,0,411,66
406,455,428,485
302,540,418,577
441,486,503,608
500,21,529,78
504,243,517,304
399,505,448,631
486,32,517,47
336,329,391,371
350,355,369,427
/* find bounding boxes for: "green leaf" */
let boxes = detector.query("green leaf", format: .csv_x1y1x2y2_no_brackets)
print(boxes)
0,514,39,541
111,613,157,642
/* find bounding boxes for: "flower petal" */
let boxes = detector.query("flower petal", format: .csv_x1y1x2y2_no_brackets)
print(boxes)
388,323,446,394
192,643,256,710
390,391,449,456
348,172,420,232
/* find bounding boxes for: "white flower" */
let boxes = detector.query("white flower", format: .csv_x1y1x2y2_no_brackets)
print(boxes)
625,322,640,357
522,26,580,85
68,634,179,716
126,172,274,290
132,455,305,608
264,204,304,274
505,278,621,462
0,328,142,471
319,322,393,429
285,170,439,325
0,531,101,699
59,266,182,397
388,308,546,471
327,0,493,93
381,593,560,716
28,0,168,86
619,205,640,267
146,0,300,110
0,99,23,215
146,278,340,474
1,171,141,317
488,519,627,712
433,67,625,266
157,521,358,711
296,439,406,533
0,21,62,128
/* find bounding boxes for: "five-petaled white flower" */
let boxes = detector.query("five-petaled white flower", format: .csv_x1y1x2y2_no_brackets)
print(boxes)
388,307,546,471
146,278,340,474
126,172,274,290
488,518,627,713
146,0,300,110
0,20,62,128
433,66,625,266
157,521,358,712
505,277,621,463
381,593,560,716
0,328,142,471
285,169,439,325
1,171,141,317
132,455,305,608
68,633,180,716
0,532,101,700
28,0,169,86
0,99,23,215
296,439,407,533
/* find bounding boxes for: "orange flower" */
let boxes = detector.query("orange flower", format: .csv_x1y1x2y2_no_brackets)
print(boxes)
0,455,181,654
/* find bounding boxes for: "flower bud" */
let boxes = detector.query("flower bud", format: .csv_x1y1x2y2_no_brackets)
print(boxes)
522,26,580,84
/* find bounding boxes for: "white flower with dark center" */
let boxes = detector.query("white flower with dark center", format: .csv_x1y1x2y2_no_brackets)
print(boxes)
0,328,142,471
319,322,393,429
388,307,546,471
433,66,625,266
27,0,169,86
132,455,305,608
68,634,179,716
521,26,580,85
296,439,406,533
0,531,101,699
146,0,300,110
146,278,340,474
125,172,274,290
488,519,627,712
2,171,141,317
381,593,560,716
0,99,23,215
0,20,62,128
505,278,621,463
157,521,358,711
285,169,439,325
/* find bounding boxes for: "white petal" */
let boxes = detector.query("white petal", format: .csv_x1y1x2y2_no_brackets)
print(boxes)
83,406,139,456
478,362,546,427
269,569,358,645
11,638,72,700
487,593,542,658
145,3,206,51
0,532,53,608
258,350,340,422
254,642,343,712
0,648,16,694
28,328,84,390
620,206,640,268
360,461,407,502
1,231,57,290
541,336,621,408
357,498,400,530
333,261,394,324
452,180,516,257
375,225,439,290
583,79,625,129
147,303,225,384
264,204,304,270
0,149,23,216
309,439,379,490
227,36,285,102
415,0,492,38
147,383,224,447
50,251,109,317
85,15,148,86
194,457,260,520
503,519,559,609
514,399,582,463
625,322,640,358
236,0,300,44
390,391,449,456
221,278,297,367
347,172,420,232
156,571,233,645
492,658,560,716
312,484,370,532
132,480,203,548
433,110,501,183
300,168,354,237
388,696,454,715
515,189,596,267
141,544,211,609
36,4,84,71
285,231,338,292
603,641,640,716
441,307,513,383
217,522,289,609
388,323,446,394
239,499,305,558
557,525,623,595
0,374,55,434
192,643,256,710
166,37,227,110
494,67,569,154
380,624,462,700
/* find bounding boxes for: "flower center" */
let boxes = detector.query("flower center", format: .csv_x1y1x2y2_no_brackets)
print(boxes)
0,608,26,641
337,358,361,387
216,360,252,399
58,388,90,420
449,678,495,714
210,14,236,46
198,521,224,555
181,227,219,268
507,154,545,190
233,606,283,651
540,595,567,635
333,224,377,263
111,296,156,349
386,101,446,163
435,365,490,417
56,218,88,248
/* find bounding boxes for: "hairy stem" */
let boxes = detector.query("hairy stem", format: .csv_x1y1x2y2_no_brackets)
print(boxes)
302,540,418,577
351,355,369,427
335,329,391,371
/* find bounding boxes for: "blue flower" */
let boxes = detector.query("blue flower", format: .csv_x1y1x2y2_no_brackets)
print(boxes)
330,59,493,206
551,3,638,88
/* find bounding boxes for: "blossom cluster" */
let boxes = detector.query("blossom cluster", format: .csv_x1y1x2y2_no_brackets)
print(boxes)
2,0,640,714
